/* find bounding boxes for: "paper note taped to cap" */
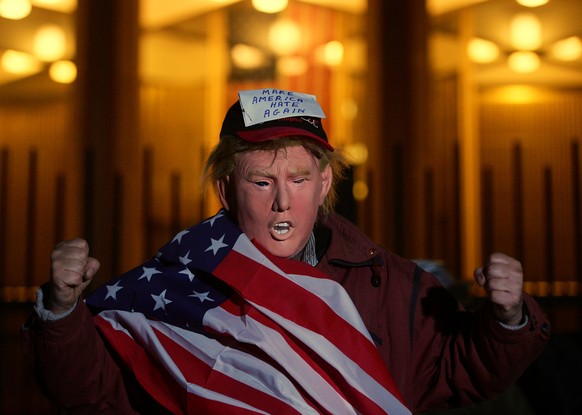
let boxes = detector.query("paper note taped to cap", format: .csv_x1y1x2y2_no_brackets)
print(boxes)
238,89,326,127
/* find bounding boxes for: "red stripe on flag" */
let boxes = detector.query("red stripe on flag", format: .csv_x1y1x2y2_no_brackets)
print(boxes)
215,297,350,412
96,313,312,414
214,248,405,404
94,315,186,414
235,297,388,414
151,325,308,414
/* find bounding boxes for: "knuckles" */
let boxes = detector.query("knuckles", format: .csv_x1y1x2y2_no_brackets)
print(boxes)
51,238,90,262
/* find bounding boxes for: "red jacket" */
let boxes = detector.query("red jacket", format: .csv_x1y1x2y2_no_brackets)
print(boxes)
315,214,550,413
22,213,550,414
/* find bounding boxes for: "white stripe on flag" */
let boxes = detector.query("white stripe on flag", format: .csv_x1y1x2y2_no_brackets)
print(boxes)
247,305,412,415
100,310,295,414
232,235,373,340
149,313,320,414
230,232,412,415
204,305,358,414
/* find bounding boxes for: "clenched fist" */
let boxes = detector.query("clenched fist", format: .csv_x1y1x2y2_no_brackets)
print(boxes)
474,253,524,326
49,238,100,314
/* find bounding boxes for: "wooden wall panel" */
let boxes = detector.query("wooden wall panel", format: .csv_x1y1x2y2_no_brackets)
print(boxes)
139,84,208,256
0,100,82,302
481,94,582,294
428,76,582,301
425,74,462,278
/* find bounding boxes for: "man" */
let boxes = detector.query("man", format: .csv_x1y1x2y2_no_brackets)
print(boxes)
23,89,550,414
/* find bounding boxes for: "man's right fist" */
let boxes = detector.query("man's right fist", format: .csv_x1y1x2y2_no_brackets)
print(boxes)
49,238,100,314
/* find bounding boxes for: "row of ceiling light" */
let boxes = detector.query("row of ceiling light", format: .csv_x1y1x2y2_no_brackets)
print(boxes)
231,18,345,77
467,0,582,73
230,0,346,76
0,0,335,83
4,0,579,80
0,0,77,84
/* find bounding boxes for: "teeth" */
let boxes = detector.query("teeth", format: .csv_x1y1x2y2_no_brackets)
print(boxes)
274,222,290,235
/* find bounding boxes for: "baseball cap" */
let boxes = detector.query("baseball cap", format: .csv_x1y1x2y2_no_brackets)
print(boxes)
219,90,334,151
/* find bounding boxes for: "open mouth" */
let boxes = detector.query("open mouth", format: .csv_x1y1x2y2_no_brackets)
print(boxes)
273,221,291,235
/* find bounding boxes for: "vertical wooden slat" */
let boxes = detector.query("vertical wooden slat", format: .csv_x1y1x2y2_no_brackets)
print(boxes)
544,167,554,285
54,175,66,244
84,148,95,245
394,143,404,255
424,168,434,258
0,147,8,287
512,143,524,262
572,140,581,290
143,147,154,259
25,149,38,288
453,140,462,279
481,167,494,259
113,173,123,275
170,171,181,238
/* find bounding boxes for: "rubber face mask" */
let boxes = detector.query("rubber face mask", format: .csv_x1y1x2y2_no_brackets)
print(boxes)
218,145,332,259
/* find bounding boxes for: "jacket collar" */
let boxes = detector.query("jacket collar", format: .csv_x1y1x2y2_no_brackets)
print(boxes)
314,213,385,288
315,213,384,266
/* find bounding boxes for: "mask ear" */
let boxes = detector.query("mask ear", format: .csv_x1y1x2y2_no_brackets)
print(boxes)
216,178,230,211
319,164,333,205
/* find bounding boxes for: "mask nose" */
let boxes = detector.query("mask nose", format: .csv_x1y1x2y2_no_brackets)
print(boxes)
272,184,290,212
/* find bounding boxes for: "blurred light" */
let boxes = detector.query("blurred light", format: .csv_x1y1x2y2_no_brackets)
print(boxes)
34,24,67,62
353,180,369,201
316,40,344,66
515,0,549,7
231,43,267,69
268,19,302,56
0,0,32,19
507,51,540,73
497,85,540,103
482,85,561,104
550,36,582,61
276,56,308,77
1,49,42,74
49,60,76,83
31,0,77,13
467,37,500,63
510,12,542,51
341,99,358,121
252,0,287,14
345,142,368,166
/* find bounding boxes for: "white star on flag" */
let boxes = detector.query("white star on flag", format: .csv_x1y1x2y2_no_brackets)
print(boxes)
151,289,172,311
204,211,224,227
205,234,228,255
87,209,413,415
138,266,162,282
172,230,189,244
104,281,123,300
189,291,214,303
179,250,193,265
179,267,196,282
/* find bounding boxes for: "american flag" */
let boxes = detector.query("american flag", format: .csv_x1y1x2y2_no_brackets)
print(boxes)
86,210,411,415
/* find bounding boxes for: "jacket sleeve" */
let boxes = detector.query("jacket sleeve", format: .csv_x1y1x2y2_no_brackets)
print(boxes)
410,270,551,413
21,295,138,414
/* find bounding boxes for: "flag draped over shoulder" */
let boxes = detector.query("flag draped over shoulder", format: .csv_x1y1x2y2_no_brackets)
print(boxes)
85,210,411,415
